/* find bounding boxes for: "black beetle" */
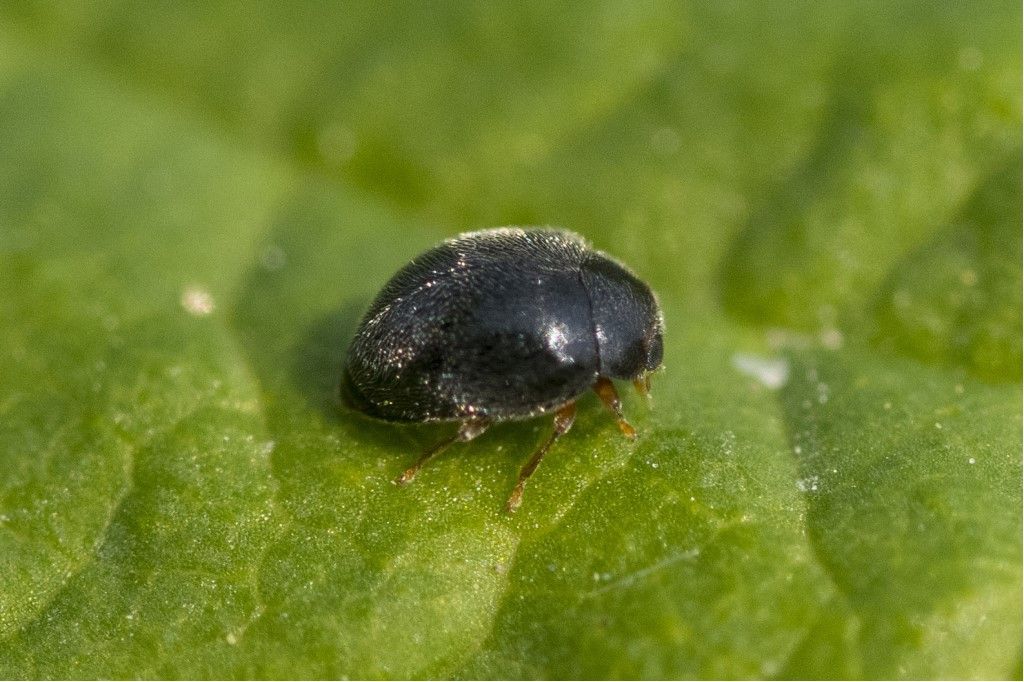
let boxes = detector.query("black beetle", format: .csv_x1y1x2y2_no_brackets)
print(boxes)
342,227,663,512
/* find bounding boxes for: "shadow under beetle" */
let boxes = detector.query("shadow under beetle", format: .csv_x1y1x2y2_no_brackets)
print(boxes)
342,227,664,513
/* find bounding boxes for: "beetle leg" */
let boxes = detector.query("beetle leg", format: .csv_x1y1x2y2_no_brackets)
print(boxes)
395,418,490,485
633,373,652,400
506,402,577,514
633,374,653,408
593,377,637,440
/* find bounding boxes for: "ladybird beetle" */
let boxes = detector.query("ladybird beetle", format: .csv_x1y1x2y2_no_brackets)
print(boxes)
342,227,663,512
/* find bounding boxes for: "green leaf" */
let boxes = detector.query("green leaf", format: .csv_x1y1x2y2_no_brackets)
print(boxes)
871,159,1023,381
0,2,1020,678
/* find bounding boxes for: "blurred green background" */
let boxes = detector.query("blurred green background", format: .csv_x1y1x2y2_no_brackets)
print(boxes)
0,1,1020,679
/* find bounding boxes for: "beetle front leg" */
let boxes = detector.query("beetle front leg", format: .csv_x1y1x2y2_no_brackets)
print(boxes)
593,377,637,440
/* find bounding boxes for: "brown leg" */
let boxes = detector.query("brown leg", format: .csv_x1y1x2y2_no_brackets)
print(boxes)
506,403,577,514
633,373,651,399
395,418,490,485
633,373,653,407
593,377,637,440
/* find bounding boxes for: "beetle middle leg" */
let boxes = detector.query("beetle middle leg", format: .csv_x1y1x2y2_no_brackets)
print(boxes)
395,418,490,485
506,402,577,514
593,377,637,440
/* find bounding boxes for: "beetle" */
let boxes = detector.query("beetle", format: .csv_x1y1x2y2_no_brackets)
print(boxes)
342,227,664,512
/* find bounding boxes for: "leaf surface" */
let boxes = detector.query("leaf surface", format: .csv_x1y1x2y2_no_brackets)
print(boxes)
0,3,1019,678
